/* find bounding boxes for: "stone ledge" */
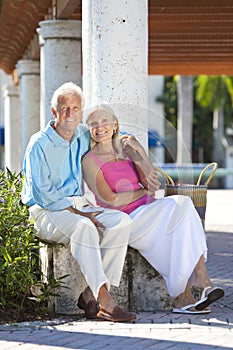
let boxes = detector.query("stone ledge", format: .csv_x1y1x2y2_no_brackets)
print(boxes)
39,244,173,314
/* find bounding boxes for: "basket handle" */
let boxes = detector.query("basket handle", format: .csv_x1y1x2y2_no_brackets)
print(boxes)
196,162,218,186
154,167,175,186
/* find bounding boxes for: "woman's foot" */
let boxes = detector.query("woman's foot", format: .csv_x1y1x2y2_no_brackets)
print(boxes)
174,286,197,310
173,304,211,314
174,296,196,309
173,287,212,314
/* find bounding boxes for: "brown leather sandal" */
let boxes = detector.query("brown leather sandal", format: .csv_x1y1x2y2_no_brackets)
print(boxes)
97,305,137,322
77,292,99,319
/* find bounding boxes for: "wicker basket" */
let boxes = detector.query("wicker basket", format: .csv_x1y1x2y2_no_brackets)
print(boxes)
155,163,218,226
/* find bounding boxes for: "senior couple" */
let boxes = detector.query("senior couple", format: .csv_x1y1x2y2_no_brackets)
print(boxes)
22,82,224,322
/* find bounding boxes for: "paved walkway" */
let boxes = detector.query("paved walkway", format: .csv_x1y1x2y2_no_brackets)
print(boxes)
0,190,233,349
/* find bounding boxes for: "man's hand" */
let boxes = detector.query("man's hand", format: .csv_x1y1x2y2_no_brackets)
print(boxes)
66,206,106,229
82,211,106,229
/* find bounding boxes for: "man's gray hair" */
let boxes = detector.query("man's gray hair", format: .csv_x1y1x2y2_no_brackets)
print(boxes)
51,82,85,111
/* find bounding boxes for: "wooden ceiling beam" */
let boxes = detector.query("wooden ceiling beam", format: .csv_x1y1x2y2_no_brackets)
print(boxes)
149,62,233,76
56,0,81,19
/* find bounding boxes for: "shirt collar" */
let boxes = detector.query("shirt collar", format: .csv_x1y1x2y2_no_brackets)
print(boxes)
45,120,84,146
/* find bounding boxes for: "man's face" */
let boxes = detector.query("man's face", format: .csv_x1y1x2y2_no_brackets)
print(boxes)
52,94,83,133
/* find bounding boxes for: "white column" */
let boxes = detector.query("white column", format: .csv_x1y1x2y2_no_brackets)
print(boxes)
0,71,11,126
82,0,148,149
0,70,11,168
148,75,165,164
17,60,40,163
37,20,82,127
3,85,20,173
177,76,193,164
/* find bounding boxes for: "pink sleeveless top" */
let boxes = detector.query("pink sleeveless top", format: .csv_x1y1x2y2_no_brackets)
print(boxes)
86,152,155,214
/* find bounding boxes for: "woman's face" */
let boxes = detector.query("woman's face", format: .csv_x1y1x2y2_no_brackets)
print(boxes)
88,110,117,143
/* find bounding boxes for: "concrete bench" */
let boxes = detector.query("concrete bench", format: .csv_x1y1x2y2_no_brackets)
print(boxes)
39,243,173,315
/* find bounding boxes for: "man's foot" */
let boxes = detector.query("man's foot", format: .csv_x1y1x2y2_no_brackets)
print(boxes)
97,305,137,322
97,284,137,322
77,289,99,319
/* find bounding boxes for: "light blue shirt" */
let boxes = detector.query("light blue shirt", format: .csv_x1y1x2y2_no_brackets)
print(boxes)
21,121,90,211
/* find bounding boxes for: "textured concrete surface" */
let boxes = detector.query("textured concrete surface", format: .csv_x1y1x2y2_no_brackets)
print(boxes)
51,244,173,314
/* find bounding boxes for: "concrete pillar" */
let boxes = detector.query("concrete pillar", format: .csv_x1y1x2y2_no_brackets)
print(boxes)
148,75,165,165
177,76,193,164
37,20,82,127
17,60,40,163
82,0,148,149
0,70,11,126
3,85,20,173
0,70,11,168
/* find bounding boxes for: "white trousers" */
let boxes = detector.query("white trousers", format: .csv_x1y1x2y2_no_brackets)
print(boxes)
129,195,208,298
29,196,132,300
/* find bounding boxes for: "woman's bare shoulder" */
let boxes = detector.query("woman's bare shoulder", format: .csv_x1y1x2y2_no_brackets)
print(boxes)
82,151,95,166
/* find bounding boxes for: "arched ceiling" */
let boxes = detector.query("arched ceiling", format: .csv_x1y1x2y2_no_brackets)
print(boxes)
0,0,52,74
0,0,232,75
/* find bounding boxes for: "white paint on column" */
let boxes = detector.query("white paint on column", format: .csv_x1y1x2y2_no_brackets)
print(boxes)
82,0,148,148
3,85,20,172
17,60,40,163
37,20,82,127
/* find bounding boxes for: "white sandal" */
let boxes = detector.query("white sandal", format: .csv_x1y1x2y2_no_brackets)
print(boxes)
195,286,224,311
173,303,211,314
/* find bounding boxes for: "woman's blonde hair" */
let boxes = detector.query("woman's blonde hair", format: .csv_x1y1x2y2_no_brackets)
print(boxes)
85,104,121,153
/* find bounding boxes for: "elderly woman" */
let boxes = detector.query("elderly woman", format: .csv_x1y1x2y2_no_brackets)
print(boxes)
82,104,224,314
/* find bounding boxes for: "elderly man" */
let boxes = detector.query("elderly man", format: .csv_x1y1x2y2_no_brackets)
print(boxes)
21,82,136,322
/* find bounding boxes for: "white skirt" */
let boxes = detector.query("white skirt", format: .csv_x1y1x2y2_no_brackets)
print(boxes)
128,195,208,298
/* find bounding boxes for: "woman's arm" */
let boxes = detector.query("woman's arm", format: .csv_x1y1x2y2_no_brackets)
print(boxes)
82,155,150,208
121,135,161,192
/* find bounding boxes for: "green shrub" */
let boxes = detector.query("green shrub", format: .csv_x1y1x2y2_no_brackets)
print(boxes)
0,168,40,308
0,169,70,323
